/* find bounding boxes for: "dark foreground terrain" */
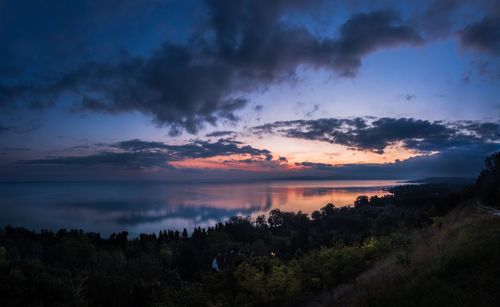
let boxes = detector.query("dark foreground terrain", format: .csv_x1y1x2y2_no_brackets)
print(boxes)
0,152,499,307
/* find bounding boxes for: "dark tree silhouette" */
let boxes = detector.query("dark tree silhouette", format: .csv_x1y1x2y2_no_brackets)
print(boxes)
476,151,500,207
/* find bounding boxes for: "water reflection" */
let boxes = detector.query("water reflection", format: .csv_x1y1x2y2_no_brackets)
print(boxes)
0,180,402,236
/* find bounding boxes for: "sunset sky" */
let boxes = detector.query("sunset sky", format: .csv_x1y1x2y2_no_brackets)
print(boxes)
0,0,499,181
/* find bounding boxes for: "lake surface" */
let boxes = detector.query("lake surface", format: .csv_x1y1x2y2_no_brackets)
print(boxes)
0,180,404,236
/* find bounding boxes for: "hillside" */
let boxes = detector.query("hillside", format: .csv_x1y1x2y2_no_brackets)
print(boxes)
308,201,500,306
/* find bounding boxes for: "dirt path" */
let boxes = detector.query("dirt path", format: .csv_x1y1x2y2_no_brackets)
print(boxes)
475,201,500,216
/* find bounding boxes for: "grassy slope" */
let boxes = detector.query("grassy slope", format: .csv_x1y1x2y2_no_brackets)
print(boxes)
328,201,500,307
304,201,500,307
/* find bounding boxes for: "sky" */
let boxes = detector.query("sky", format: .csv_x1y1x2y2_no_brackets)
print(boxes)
0,0,499,181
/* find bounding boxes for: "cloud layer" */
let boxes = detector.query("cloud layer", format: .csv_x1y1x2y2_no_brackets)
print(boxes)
294,142,499,179
0,1,424,133
23,138,273,170
13,116,498,180
459,15,500,55
254,117,500,154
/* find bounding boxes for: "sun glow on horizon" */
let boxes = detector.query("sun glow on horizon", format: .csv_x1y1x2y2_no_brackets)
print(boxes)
169,137,422,172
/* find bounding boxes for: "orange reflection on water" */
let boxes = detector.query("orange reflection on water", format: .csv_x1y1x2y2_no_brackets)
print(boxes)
163,180,401,217
0,180,404,236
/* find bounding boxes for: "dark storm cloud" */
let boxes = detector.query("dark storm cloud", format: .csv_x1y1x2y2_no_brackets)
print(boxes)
254,117,499,154
206,130,236,138
114,138,271,159
168,139,272,160
326,10,422,76
462,121,500,139
23,151,172,170
0,0,422,133
459,16,500,55
416,0,471,39
0,0,175,79
112,139,172,152
22,138,272,169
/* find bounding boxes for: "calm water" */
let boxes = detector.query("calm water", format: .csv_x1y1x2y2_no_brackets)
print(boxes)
0,180,403,236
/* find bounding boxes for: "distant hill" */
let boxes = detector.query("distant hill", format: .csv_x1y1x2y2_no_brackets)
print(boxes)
407,177,474,185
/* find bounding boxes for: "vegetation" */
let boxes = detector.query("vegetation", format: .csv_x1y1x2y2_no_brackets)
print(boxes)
476,151,500,208
336,203,500,307
0,152,498,306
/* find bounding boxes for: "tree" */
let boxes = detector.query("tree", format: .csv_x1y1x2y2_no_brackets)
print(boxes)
354,195,370,208
234,262,266,304
268,209,283,228
476,151,500,207
320,203,336,216
267,264,300,303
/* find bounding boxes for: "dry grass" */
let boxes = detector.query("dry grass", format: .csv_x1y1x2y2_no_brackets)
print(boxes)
312,201,500,307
